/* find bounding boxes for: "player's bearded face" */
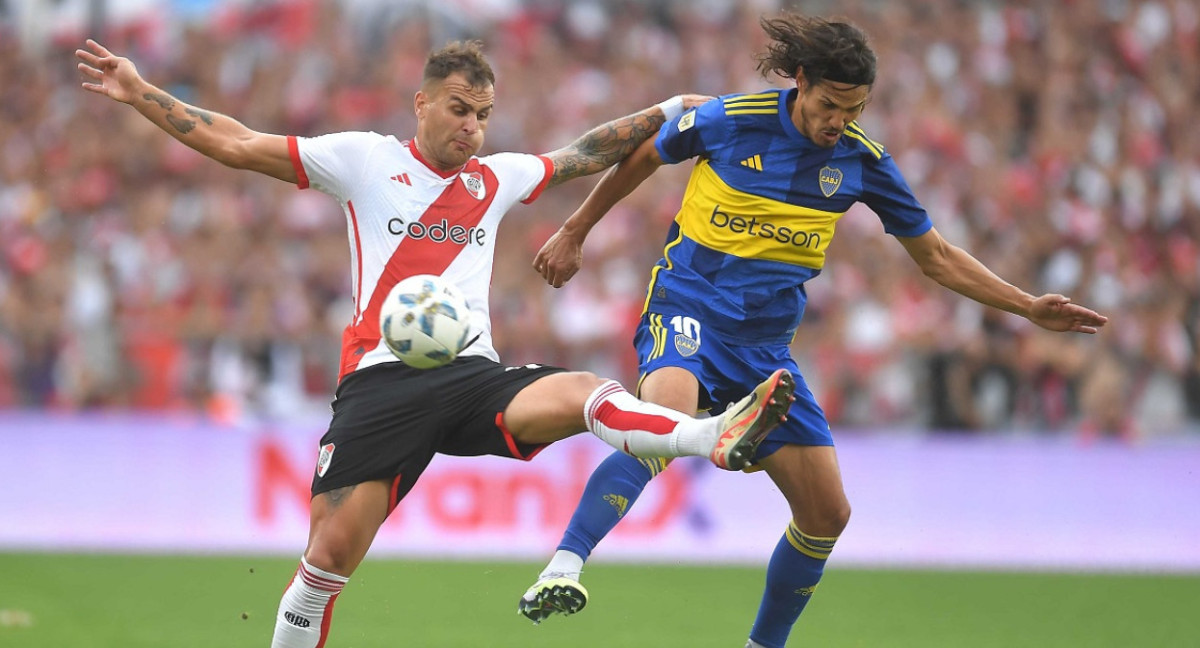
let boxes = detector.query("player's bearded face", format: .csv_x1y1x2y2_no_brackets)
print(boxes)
414,73,493,170
794,79,869,148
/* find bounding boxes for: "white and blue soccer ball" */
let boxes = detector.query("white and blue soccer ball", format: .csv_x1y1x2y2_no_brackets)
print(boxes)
380,274,471,369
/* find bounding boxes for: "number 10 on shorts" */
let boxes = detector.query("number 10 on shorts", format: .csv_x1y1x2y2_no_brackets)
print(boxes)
671,315,701,343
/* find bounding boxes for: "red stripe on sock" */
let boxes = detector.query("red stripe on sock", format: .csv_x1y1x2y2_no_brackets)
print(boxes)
586,382,626,425
313,592,340,648
592,400,677,435
300,568,345,593
300,566,345,588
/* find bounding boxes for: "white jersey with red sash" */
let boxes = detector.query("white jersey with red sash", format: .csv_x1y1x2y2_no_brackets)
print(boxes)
287,132,552,381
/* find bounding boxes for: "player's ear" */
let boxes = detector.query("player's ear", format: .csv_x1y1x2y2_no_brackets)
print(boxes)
414,90,427,119
793,66,807,91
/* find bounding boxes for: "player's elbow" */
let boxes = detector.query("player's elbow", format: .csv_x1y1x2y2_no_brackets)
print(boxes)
914,241,956,285
919,257,953,285
213,138,254,170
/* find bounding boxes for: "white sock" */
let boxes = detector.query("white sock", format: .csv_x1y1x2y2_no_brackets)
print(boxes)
271,557,349,648
745,640,768,648
539,549,585,581
583,381,718,458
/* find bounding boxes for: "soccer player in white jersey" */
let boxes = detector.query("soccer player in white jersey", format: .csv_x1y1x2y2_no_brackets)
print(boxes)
77,38,798,647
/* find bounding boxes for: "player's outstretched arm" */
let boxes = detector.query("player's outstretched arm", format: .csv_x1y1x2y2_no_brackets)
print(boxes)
535,137,665,288
75,39,297,184
542,94,709,189
898,228,1109,334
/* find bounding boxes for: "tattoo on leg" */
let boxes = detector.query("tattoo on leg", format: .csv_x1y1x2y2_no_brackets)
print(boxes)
185,107,215,126
323,485,357,509
166,114,196,134
143,92,176,111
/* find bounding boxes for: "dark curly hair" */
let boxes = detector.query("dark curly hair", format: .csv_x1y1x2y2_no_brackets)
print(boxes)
755,13,876,88
423,40,495,88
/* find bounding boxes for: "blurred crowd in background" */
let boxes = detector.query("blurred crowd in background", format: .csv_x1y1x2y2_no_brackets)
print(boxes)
1,0,1198,438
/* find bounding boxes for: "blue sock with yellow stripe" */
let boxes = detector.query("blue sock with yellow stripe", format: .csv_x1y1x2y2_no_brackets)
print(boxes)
556,451,668,560
748,522,837,648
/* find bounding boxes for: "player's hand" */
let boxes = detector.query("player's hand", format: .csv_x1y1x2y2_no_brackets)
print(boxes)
1028,294,1108,334
680,94,715,110
76,39,143,104
533,228,584,288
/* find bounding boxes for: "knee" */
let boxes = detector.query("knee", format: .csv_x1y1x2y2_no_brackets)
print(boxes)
553,371,610,413
566,370,606,393
304,544,354,577
303,527,362,576
828,502,851,536
797,501,851,538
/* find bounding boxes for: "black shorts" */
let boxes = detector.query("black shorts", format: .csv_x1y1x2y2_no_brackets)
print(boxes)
310,356,567,509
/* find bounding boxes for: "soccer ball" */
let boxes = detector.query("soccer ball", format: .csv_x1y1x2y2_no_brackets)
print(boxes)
379,274,471,369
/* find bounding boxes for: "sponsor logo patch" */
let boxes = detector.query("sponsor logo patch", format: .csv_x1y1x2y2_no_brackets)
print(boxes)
708,205,822,249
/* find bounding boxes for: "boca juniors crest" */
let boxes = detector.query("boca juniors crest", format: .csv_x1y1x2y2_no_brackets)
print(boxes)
818,166,842,197
674,334,699,357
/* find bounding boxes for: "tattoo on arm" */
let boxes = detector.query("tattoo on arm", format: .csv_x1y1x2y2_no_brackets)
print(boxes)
548,111,666,187
143,92,176,111
142,91,212,134
166,114,196,134
185,106,215,126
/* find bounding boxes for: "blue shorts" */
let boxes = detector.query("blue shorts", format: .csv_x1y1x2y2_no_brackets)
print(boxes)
633,312,833,461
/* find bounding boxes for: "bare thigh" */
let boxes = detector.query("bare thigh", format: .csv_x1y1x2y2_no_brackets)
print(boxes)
639,366,701,413
502,371,606,444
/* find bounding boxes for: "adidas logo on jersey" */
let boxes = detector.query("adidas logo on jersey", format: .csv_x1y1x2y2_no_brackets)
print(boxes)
391,173,412,185
740,154,763,171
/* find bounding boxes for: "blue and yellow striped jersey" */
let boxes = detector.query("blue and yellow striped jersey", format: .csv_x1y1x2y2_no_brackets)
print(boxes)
647,88,933,345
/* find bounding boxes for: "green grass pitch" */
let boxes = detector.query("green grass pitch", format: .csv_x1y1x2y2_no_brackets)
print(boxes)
1,553,1197,647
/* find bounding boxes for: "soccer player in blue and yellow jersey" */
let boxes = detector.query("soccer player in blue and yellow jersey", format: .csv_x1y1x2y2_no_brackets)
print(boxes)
519,12,1108,647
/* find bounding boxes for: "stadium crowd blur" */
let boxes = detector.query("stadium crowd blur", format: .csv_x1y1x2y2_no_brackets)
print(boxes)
2,0,1198,438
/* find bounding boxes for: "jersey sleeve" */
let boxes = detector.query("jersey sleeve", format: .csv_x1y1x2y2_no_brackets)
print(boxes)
654,98,728,164
861,152,934,237
485,152,553,204
289,131,386,199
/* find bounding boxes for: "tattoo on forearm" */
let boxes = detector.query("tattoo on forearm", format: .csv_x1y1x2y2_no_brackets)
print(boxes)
549,111,666,186
185,107,215,126
143,92,176,111
166,114,196,134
